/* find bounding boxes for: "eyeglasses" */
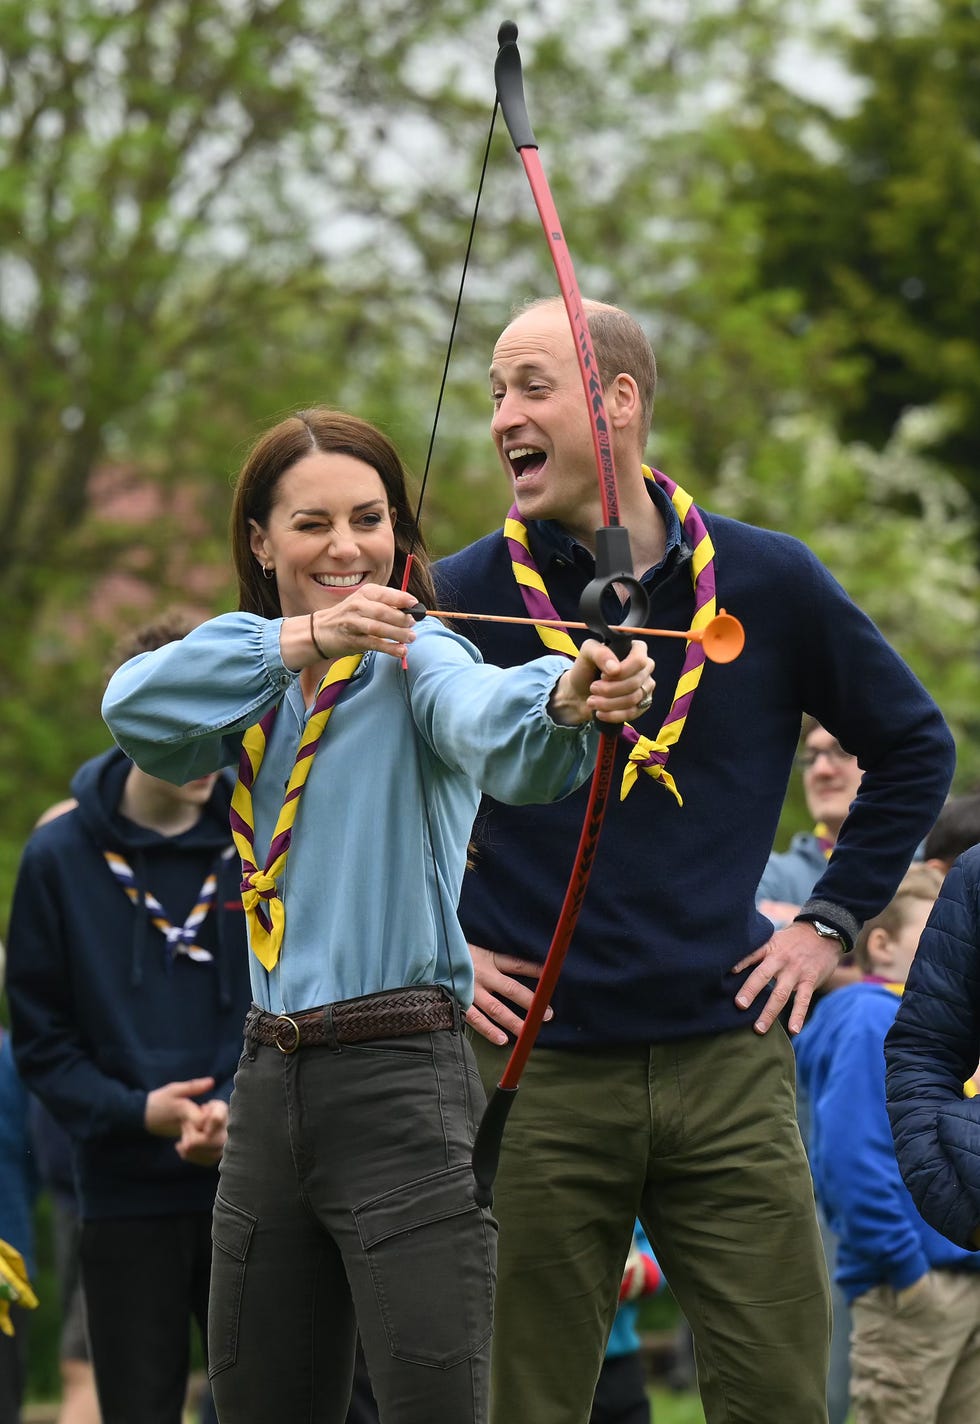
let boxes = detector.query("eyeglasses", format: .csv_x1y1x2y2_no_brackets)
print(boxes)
796,745,857,770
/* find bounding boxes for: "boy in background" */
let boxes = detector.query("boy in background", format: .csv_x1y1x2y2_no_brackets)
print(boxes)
796,865,980,1424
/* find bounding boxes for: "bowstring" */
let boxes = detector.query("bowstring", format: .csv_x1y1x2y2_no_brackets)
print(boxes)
398,99,500,1011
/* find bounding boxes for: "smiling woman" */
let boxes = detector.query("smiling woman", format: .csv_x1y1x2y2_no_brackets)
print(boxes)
100,406,654,1424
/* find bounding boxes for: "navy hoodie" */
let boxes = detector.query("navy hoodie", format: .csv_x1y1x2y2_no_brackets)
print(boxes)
5,747,251,1219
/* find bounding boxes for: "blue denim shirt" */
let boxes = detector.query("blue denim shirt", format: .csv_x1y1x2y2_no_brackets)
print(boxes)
103,612,596,1016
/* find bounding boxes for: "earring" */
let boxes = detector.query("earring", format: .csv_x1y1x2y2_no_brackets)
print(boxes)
262,564,274,580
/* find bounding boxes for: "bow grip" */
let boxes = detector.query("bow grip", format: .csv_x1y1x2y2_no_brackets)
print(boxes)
580,524,650,651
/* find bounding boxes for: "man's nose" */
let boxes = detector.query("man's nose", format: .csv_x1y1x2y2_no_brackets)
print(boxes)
491,390,523,434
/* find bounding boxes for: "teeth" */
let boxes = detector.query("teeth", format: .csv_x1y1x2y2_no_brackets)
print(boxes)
508,446,541,462
314,573,364,587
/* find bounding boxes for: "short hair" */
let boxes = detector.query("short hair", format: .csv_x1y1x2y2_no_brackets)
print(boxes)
923,792,980,866
851,864,944,972
106,608,200,680
229,407,434,619
516,298,657,444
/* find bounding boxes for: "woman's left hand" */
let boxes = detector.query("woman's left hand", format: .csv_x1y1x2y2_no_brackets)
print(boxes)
548,639,655,727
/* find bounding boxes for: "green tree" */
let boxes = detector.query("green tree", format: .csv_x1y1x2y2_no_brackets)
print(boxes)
711,0,980,511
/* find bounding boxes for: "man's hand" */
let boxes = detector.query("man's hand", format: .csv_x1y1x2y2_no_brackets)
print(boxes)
144,1076,215,1137
732,924,842,1035
465,943,552,1046
175,1098,228,1167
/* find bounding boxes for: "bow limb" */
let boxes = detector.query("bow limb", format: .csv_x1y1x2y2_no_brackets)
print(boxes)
471,22,651,1207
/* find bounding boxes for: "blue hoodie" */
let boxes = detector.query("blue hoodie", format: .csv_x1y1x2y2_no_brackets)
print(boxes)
795,980,980,1303
5,747,252,1219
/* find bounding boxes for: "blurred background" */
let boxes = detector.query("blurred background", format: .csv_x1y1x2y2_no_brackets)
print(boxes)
2,0,979,1407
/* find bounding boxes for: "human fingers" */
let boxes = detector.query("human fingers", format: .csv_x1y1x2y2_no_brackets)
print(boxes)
310,586,419,661
580,640,654,721
468,945,552,1044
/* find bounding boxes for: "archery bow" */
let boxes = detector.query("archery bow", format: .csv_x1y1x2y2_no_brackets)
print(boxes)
470,20,654,1207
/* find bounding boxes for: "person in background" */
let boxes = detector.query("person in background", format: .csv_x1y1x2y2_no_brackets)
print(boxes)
756,716,865,1424
590,1222,664,1424
922,791,980,875
0,941,38,1424
433,295,955,1424
886,839,980,1256
799,865,980,1424
26,802,101,1424
101,407,654,1424
5,612,254,1424
758,716,864,986
28,1102,101,1424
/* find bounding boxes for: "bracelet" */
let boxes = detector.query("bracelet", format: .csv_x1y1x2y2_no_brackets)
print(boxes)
309,611,330,661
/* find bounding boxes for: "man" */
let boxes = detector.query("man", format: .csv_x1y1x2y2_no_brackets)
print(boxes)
433,297,955,1424
5,613,252,1424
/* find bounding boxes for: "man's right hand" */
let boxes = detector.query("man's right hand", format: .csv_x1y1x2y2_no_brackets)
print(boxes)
144,1076,216,1137
465,944,552,1045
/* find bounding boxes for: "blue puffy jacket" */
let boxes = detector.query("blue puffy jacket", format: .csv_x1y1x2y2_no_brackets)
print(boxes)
885,844,980,1250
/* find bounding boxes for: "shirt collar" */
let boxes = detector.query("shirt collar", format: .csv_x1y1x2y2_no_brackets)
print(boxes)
533,477,685,581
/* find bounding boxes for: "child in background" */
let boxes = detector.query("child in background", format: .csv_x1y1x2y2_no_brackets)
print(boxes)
590,1223,664,1424
796,865,980,1424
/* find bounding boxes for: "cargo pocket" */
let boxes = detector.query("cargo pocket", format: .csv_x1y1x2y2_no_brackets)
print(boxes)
208,1194,257,1378
354,1162,496,1368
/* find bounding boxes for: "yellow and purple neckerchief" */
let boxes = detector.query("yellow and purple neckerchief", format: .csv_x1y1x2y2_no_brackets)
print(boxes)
505,467,716,805
230,654,361,971
103,848,234,964
815,821,835,858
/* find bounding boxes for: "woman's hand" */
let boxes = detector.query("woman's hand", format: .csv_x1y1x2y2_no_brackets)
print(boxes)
283,585,420,667
548,639,655,727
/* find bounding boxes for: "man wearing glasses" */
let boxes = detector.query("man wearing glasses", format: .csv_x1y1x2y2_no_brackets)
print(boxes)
758,718,865,939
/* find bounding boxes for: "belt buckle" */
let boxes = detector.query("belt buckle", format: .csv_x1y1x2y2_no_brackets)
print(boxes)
272,1015,301,1054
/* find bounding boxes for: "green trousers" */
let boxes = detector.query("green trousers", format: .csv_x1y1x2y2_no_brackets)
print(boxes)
471,1024,830,1424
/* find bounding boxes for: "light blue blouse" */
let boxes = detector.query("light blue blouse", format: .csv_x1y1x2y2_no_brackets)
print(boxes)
102,612,597,1015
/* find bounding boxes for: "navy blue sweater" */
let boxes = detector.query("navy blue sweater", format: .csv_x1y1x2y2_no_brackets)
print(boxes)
5,748,252,1218
434,503,954,1047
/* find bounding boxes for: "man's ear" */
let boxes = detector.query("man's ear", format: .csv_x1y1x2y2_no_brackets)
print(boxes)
607,372,640,431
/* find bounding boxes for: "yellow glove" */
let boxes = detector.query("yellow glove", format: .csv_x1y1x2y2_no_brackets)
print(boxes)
0,1239,39,1337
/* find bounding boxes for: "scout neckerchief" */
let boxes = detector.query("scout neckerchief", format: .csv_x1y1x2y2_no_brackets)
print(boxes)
103,846,235,965
814,821,835,858
505,466,716,805
230,654,361,971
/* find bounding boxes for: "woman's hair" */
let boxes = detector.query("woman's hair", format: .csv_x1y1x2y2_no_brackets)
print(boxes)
851,863,944,971
230,408,436,618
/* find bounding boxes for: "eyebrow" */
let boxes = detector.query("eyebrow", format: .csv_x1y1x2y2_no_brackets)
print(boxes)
488,360,552,382
290,499,387,518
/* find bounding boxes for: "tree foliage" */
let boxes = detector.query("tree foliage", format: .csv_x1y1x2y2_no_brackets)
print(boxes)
0,0,978,911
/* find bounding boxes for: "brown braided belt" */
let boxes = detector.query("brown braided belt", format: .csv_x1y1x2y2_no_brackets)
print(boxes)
245,986,456,1054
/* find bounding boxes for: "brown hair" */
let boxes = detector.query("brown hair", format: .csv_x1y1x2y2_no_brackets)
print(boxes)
230,408,436,618
106,607,201,680
852,864,944,971
517,298,657,444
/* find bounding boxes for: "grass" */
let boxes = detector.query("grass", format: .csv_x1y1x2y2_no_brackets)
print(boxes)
650,1388,707,1423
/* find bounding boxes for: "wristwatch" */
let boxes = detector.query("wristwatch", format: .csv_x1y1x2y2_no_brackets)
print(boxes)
797,917,846,952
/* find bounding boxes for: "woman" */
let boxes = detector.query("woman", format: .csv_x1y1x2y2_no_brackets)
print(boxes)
102,408,654,1424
